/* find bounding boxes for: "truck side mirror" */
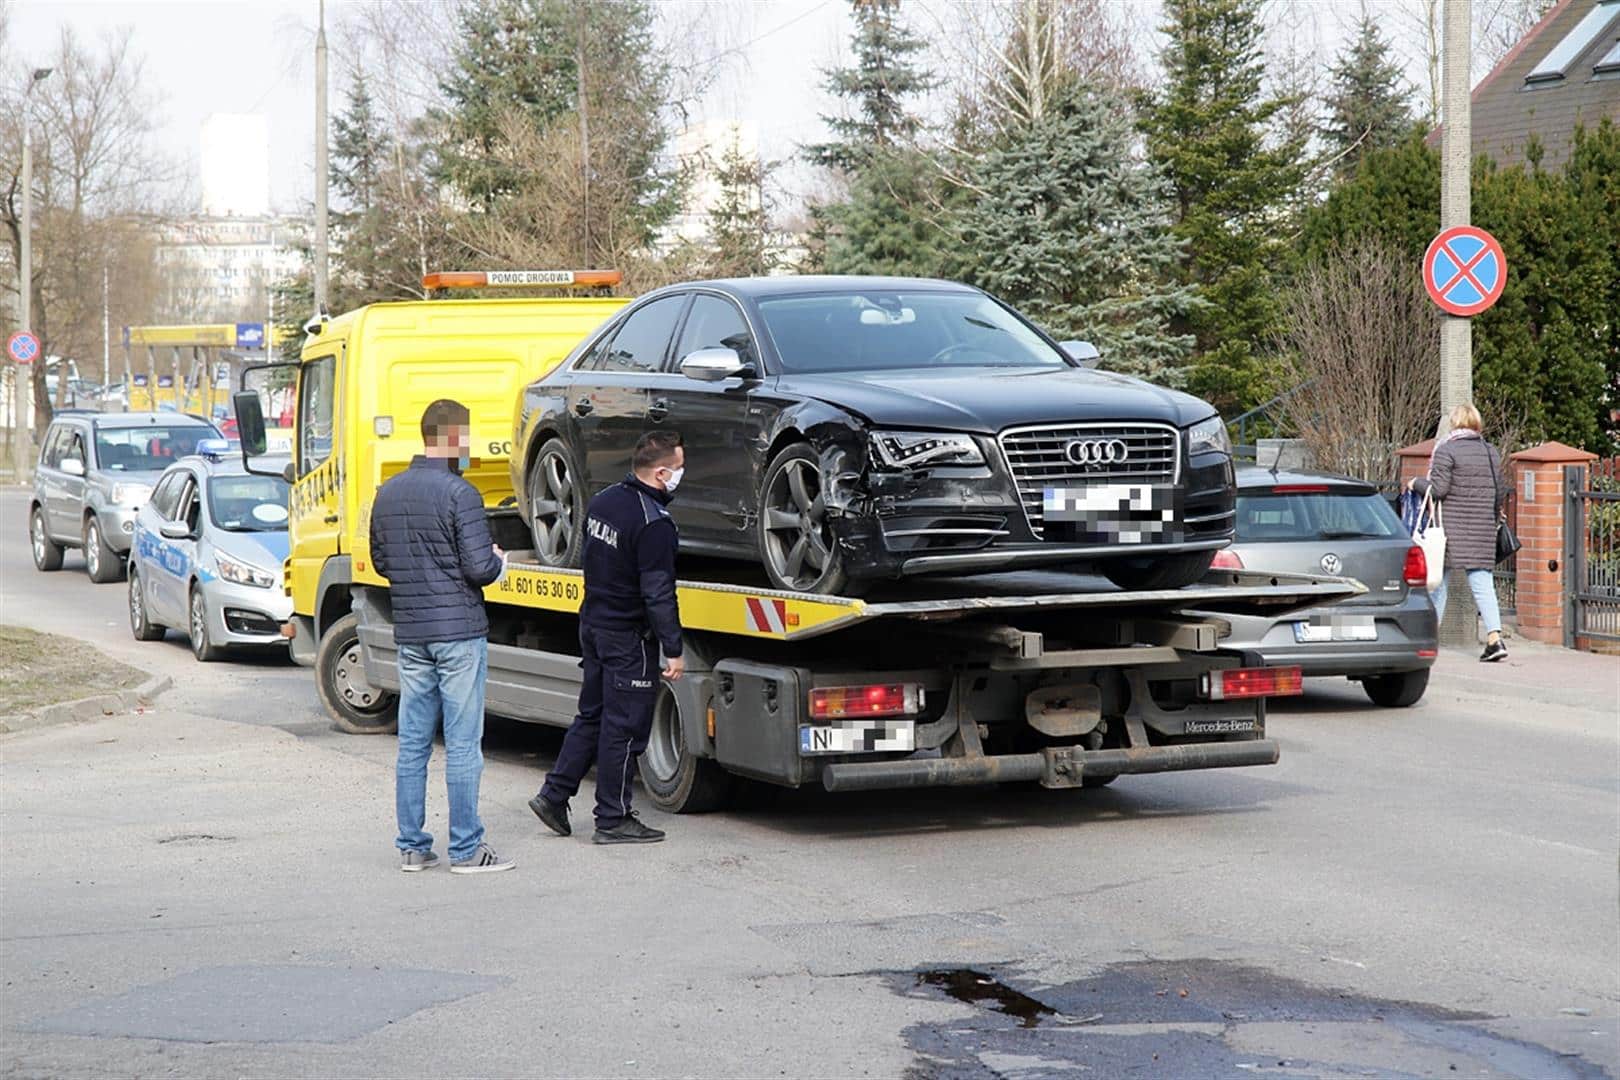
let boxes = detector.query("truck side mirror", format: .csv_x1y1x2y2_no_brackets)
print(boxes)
234,391,268,457
282,460,296,485
1059,340,1102,368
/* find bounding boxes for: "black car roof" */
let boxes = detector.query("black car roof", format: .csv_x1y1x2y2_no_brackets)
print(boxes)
1235,465,1379,493
668,275,984,299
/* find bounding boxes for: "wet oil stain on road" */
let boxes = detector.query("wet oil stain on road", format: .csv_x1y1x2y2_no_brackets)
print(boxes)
891,958,1614,1079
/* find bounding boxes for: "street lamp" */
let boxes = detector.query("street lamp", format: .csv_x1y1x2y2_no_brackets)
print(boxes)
12,65,53,485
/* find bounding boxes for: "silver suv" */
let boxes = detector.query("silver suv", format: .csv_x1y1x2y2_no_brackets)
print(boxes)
27,411,221,583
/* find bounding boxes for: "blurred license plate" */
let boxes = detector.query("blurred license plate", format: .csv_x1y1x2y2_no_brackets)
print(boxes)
1293,619,1377,643
799,721,915,755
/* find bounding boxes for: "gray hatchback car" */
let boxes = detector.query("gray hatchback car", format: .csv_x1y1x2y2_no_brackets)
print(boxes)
28,411,221,583
1194,468,1438,707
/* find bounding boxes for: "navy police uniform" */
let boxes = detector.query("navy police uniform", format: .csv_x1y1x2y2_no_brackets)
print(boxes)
540,475,682,827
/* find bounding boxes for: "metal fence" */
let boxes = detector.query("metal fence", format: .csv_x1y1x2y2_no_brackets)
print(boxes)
1566,460,1620,646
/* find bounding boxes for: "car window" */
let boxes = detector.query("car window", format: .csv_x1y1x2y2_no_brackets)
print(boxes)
573,327,616,372
1236,491,1404,542
209,474,291,532
600,295,686,374
150,473,184,519
675,294,755,370
40,425,66,469
64,431,87,467
298,355,337,476
94,426,208,471
177,477,201,534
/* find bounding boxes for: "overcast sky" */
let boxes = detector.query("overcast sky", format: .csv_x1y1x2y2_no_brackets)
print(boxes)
9,0,1446,218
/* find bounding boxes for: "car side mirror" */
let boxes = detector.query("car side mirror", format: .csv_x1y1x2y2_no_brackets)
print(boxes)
281,460,296,485
1059,340,1101,368
680,347,751,382
61,458,86,477
159,520,191,541
233,391,267,457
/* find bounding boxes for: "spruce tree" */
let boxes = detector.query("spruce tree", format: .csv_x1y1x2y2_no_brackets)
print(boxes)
1302,128,1440,262
707,137,772,278
808,0,935,172
821,150,956,277
331,72,389,215
1139,0,1309,413
958,81,1197,385
1321,16,1412,178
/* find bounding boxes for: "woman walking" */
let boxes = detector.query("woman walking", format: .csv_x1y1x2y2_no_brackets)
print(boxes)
1413,404,1513,662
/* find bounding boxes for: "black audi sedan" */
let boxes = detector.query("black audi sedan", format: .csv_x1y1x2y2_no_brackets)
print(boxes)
511,276,1235,595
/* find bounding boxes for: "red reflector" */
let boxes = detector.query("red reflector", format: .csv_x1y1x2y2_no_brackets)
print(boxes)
1270,484,1330,494
1203,666,1304,700
1403,545,1427,587
809,684,919,719
1417,649,1437,658
1211,549,1244,570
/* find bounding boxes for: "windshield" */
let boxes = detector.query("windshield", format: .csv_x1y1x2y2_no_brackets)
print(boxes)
95,426,213,472
757,290,1070,374
208,474,291,532
1236,491,1404,542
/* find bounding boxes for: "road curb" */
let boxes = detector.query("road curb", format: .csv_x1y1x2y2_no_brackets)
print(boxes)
0,674,173,735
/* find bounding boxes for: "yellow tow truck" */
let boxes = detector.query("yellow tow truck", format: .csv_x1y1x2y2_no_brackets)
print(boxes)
235,271,1360,813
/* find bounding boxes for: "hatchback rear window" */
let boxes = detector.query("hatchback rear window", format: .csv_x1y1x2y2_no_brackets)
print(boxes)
1236,490,1403,542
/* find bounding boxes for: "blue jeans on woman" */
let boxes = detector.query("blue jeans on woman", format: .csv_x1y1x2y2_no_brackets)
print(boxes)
1432,570,1503,635
395,637,487,863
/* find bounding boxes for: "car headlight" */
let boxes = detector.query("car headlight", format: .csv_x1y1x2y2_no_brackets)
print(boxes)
111,482,153,506
215,553,277,589
869,431,985,469
1186,415,1231,457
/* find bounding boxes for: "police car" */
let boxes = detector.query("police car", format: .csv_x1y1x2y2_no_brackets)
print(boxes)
127,439,294,661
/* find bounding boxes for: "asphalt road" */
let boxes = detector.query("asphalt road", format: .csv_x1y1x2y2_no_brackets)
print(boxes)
3,486,1618,1079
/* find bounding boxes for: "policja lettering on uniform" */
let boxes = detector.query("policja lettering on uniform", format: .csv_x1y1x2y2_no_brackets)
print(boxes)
586,517,620,549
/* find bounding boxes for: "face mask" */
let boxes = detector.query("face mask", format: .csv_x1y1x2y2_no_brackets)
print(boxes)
661,466,684,493
450,452,470,475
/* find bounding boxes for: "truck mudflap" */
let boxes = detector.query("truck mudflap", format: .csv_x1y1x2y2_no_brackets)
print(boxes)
820,739,1279,792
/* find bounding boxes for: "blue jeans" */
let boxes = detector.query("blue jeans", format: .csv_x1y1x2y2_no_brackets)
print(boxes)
396,637,487,862
1433,570,1503,635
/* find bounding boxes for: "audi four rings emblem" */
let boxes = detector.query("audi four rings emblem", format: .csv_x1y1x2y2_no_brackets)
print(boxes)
1064,438,1130,467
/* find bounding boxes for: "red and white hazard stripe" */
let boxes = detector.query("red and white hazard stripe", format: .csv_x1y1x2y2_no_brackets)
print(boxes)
745,597,788,635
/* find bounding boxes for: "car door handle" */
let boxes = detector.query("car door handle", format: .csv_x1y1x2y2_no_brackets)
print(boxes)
647,397,671,420
573,399,593,416
323,514,339,524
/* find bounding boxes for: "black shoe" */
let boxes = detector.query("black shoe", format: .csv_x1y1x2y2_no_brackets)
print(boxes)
529,794,571,837
1480,639,1508,662
592,814,666,845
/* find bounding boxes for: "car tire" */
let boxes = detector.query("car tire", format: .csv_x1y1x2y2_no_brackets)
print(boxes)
84,517,125,584
128,568,165,642
639,685,732,813
317,612,399,735
757,443,854,596
189,585,224,661
526,437,586,568
30,508,64,572
1362,669,1429,708
1099,550,1215,592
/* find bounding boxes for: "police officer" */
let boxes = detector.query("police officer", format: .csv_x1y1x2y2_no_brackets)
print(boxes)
529,430,685,845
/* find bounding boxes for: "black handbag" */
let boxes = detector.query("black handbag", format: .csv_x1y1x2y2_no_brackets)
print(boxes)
1485,444,1521,564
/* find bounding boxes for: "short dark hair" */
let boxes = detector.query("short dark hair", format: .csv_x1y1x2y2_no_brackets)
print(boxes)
633,430,683,472
421,399,470,441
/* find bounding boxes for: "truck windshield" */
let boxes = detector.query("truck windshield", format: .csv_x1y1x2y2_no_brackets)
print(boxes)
1236,491,1404,542
95,426,212,471
757,291,1070,374
209,475,291,532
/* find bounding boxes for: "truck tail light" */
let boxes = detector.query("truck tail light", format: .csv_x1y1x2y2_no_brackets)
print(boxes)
1403,545,1427,587
1201,666,1304,701
1211,549,1244,570
808,683,922,720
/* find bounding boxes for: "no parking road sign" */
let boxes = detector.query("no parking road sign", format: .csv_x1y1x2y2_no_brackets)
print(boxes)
7,331,40,364
1424,225,1506,317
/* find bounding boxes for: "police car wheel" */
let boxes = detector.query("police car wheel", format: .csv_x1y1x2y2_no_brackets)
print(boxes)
317,613,399,735
190,586,224,662
1099,551,1214,592
128,567,165,641
84,518,125,584
639,685,731,814
31,508,64,571
527,438,585,568
758,444,850,596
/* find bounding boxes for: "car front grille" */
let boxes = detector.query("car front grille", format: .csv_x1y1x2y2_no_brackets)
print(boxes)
998,422,1180,537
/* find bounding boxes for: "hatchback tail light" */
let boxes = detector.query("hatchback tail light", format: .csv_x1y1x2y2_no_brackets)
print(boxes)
1403,545,1427,587
1200,666,1304,701
1211,549,1244,570
808,683,922,720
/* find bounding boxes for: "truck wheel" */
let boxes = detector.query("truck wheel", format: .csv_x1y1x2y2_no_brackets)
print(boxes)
317,612,399,734
31,508,64,571
526,438,586,568
84,517,124,584
1100,550,1214,592
758,443,852,596
127,568,165,641
1362,669,1429,708
639,685,731,813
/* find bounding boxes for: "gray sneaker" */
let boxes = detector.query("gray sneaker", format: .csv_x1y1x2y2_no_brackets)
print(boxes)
449,843,515,874
400,849,440,872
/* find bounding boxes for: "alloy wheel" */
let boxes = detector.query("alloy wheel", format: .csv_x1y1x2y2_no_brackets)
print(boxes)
130,573,144,631
85,523,101,578
530,449,576,563
31,514,46,565
190,592,208,651
762,458,834,590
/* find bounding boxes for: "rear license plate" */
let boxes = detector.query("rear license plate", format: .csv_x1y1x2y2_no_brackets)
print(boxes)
1293,618,1377,643
799,720,915,756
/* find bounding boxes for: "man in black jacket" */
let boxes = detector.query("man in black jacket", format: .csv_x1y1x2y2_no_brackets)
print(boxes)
370,399,513,874
530,430,685,845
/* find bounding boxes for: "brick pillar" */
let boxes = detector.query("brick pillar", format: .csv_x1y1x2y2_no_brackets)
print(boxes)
1509,442,1598,646
1396,439,1436,489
